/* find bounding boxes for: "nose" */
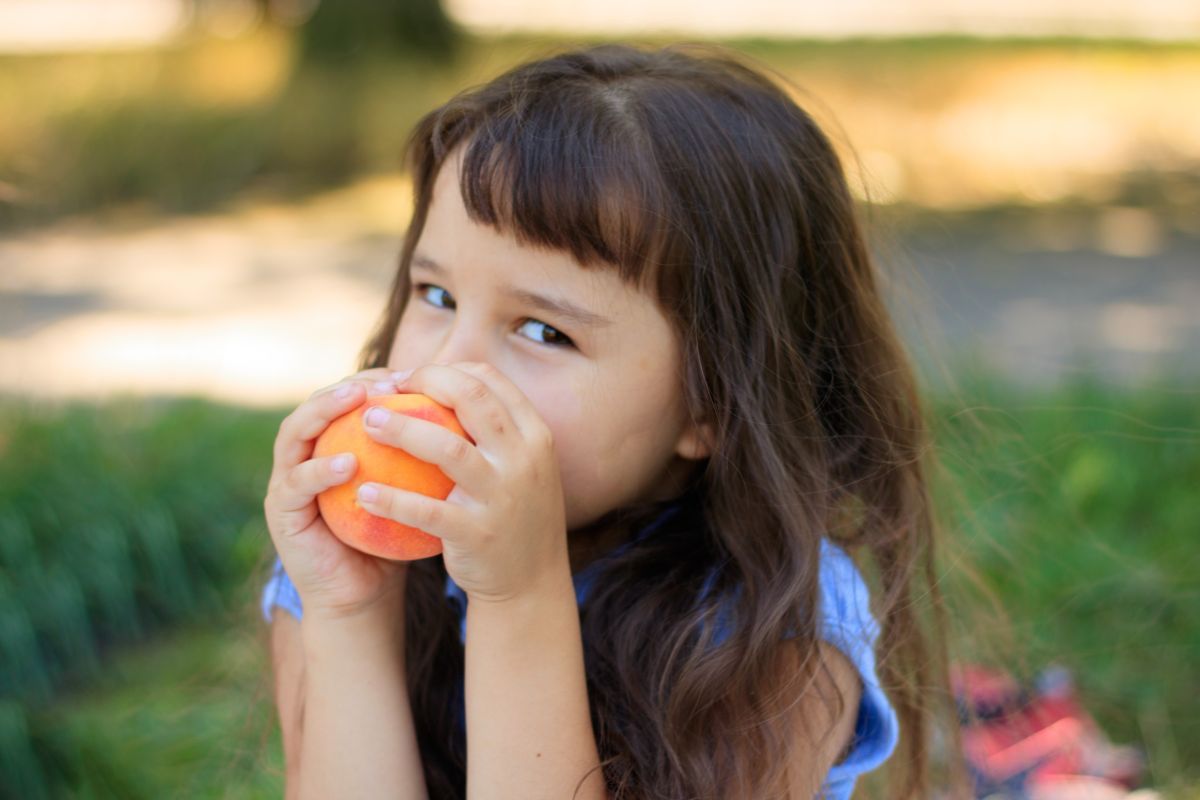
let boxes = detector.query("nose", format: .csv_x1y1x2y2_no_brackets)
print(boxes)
428,317,493,368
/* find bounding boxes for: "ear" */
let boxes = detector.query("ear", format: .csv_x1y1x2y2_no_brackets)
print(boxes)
675,418,715,461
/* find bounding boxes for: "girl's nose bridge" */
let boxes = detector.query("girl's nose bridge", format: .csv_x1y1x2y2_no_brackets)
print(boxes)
431,314,493,366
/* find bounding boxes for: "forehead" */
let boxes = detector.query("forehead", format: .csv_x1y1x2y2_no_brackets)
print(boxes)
418,147,650,322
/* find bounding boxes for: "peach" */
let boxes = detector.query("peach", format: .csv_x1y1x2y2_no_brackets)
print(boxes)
314,392,472,561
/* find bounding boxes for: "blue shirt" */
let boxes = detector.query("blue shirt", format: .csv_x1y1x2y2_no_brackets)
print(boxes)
261,504,899,798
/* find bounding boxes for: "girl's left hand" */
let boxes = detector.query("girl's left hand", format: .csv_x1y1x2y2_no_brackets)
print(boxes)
356,361,570,606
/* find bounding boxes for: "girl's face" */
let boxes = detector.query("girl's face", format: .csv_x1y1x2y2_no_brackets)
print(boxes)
387,146,711,531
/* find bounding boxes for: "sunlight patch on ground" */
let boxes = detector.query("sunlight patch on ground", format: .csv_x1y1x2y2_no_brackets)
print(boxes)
0,296,379,408
0,175,412,409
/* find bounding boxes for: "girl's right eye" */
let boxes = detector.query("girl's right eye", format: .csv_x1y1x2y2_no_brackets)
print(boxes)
413,283,455,310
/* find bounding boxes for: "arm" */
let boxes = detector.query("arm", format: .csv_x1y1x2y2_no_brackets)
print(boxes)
269,611,306,800
269,582,429,800
782,641,862,798
462,572,861,800
261,373,431,799
464,566,606,800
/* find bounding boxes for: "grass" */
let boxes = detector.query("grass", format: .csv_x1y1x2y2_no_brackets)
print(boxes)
927,365,1199,795
15,621,283,799
0,393,283,798
0,362,1196,796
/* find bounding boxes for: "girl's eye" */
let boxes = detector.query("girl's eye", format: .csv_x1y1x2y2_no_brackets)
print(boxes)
516,318,574,348
414,282,455,310
412,283,576,349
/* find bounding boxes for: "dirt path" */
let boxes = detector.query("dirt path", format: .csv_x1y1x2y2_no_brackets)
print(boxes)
2,178,1196,410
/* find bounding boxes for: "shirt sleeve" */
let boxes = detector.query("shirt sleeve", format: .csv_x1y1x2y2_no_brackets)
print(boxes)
816,538,901,798
261,555,304,623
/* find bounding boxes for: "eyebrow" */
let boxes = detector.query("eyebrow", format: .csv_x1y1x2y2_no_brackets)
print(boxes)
411,253,613,328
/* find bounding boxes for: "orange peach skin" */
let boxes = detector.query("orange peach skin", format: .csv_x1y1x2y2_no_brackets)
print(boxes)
313,392,472,561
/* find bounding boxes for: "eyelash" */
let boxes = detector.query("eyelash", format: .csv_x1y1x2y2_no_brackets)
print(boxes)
411,283,576,349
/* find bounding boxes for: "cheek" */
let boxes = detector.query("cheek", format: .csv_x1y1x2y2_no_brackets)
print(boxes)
532,375,612,504
530,379,584,464
386,312,432,370
554,375,652,488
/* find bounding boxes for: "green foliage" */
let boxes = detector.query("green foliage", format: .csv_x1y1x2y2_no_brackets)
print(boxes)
6,32,1197,231
0,366,1197,794
29,623,283,799
0,394,282,798
297,0,462,64
0,23,470,230
38,102,274,218
927,365,1200,791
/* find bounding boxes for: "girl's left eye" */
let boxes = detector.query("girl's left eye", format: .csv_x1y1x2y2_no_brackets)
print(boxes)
516,318,574,348
412,283,575,349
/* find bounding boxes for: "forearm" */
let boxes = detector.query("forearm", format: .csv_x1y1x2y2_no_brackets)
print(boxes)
464,566,607,800
298,609,428,800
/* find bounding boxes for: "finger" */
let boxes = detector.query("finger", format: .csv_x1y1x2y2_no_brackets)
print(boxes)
394,363,522,452
267,452,358,538
355,482,465,544
433,361,547,438
272,371,400,475
306,367,395,401
361,401,493,495
273,381,366,474
346,368,403,399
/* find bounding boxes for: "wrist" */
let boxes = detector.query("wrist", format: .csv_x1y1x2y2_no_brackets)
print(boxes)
301,590,407,667
466,554,575,616
466,560,577,634
300,565,408,624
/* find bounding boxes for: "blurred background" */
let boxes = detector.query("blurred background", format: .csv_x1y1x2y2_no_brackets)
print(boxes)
0,1,1196,797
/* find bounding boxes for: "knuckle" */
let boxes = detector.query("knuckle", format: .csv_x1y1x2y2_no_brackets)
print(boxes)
444,435,471,464
279,408,299,434
485,409,507,436
284,462,312,494
282,465,304,493
532,423,555,452
310,378,347,402
465,378,489,403
473,361,499,379
417,497,442,528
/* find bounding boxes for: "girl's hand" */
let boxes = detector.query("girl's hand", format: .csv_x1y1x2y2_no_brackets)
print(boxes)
263,368,411,622
356,361,569,606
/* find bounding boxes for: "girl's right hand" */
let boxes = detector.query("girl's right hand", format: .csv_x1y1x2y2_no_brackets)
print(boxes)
263,368,410,623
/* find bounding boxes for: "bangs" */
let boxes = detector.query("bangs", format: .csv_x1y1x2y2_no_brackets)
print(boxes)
447,88,682,296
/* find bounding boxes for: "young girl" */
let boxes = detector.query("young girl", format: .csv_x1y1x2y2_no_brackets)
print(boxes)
260,42,960,799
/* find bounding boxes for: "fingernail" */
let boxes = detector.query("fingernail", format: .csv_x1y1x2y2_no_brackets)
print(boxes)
365,407,390,427
392,368,413,383
332,454,352,473
372,380,394,394
335,384,354,400
358,483,380,503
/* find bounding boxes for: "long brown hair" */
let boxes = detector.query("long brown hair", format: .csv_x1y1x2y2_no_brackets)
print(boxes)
353,41,965,798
